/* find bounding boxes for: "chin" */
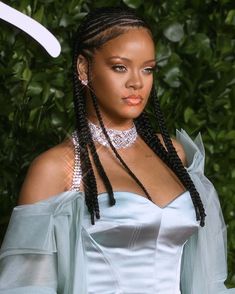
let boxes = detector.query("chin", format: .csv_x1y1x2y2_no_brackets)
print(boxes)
123,107,144,118
100,106,145,124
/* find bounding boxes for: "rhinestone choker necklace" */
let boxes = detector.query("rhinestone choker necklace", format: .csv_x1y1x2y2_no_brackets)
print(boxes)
88,120,137,149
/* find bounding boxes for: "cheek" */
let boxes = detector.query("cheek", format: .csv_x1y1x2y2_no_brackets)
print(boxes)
144,76,153,96
92,71,124,97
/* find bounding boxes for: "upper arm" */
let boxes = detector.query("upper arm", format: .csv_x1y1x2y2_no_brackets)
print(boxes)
18,144,71,205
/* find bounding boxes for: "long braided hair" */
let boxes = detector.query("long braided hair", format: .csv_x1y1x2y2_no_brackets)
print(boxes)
72,6,206,226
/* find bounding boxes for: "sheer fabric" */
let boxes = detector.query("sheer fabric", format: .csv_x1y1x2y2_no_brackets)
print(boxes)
177,130,235,294
0,130,234,293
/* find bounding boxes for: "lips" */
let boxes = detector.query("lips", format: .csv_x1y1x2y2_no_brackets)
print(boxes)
122,95,143,106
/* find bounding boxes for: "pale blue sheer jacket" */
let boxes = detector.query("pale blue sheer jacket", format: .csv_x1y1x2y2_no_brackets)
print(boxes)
0,130,234,293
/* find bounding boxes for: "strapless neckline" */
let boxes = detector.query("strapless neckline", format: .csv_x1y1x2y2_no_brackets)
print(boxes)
96,190,190,210
82,189,198,294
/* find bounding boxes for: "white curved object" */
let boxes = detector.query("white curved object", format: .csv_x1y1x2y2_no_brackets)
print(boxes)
0,1,61,57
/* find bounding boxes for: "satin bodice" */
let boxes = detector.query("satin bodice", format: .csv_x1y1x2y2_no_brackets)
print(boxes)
82,191,199,294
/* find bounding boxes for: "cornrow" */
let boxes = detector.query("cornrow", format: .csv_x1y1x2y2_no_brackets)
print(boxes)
78,7,148,35
72,6,206,226
76,7,151,56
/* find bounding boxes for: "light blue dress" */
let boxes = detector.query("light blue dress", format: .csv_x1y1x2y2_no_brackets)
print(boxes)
0,130,234,294
82,190,198,294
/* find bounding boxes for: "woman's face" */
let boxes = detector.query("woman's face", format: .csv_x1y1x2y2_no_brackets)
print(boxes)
84,28,156,128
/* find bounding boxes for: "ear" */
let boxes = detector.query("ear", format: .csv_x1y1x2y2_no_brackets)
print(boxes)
77,54,88,81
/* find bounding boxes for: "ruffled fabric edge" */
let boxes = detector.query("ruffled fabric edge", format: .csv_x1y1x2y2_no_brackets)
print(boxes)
176,129,235,294
0,191,87,293
0,191,84,258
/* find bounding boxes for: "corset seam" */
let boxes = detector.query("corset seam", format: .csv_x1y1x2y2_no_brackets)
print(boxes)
82,227,122,291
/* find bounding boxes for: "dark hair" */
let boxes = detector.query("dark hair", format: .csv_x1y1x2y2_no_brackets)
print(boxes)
72,6,206,226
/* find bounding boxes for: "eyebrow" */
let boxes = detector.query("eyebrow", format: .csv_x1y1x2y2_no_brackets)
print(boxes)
107,56,157,64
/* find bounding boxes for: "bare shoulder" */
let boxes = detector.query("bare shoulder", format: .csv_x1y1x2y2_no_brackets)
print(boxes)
171,138,187,166
18,138,74,205
156,134,187,167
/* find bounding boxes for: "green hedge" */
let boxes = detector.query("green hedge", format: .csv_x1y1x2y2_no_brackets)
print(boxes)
0,0,234,287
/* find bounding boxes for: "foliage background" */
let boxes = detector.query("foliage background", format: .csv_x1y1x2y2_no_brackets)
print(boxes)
0,0,234,287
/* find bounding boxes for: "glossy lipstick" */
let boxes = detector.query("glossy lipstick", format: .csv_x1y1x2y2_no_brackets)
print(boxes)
122,95,143,106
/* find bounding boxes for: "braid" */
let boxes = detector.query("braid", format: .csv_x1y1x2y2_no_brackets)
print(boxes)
72,7,153,224
72,69,98,224
87,125,116,207
73,43,118,224
89,87,152,201
73,49,103,223
138,87,206,226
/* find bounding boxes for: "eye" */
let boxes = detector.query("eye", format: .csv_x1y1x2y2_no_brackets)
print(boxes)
112,64,127,72
143,66,156,74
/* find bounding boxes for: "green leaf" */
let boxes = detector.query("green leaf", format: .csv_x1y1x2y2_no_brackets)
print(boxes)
123,0,142,9
227,130,235,140
156,41,172,67
51,113,63,127
33,6,44,23
217,34,234,56
182,33,212,60
163,23,184,42
27,82,43,95
163,66,182,88
225,10,235,26
184,107,194,123
22,68,32,81
207,128,216,141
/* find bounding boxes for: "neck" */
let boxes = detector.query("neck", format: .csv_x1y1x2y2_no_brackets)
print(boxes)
87,114,134,131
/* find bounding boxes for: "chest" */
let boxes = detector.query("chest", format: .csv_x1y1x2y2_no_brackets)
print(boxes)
88,139,185,207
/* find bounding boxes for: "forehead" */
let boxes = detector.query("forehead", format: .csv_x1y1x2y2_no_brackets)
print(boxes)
94,28,155,61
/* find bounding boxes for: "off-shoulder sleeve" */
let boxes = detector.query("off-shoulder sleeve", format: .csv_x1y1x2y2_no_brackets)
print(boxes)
0,191,86,294
177,129,235,294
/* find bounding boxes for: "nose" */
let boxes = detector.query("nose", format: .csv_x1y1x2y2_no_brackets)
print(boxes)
125,70,143,90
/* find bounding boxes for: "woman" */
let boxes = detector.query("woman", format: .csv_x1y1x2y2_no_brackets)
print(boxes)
0,6,234,294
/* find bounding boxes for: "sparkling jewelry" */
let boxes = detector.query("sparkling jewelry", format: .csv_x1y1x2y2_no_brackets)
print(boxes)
81,79,88,86
78,75,88,86
70,132,82,191
88,120,138,149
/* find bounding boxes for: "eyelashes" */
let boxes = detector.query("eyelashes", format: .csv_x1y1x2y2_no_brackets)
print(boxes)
111,65,127,72
111,64,156,74
144,66,157,73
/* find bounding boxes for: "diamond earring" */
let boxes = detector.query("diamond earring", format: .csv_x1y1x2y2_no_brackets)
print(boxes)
81,79,88,86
